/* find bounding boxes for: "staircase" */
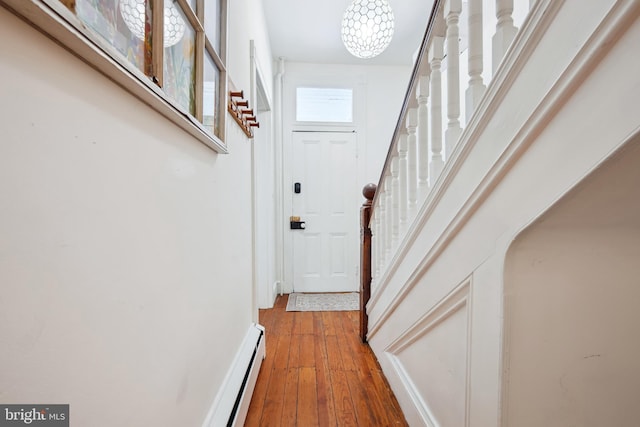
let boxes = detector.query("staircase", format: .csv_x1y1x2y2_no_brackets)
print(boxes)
364,0,640,425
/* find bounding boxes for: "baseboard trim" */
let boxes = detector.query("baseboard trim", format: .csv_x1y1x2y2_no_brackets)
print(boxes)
272,281,280,305
201,323,266,427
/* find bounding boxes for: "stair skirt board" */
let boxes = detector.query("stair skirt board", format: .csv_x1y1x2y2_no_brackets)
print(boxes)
202,323,266,427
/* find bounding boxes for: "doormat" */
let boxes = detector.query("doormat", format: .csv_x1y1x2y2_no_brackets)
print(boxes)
286,292,359,312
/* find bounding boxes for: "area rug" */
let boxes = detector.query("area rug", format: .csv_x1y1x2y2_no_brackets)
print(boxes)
286,292,360,312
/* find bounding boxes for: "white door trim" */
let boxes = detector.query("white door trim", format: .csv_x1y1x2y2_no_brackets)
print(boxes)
249,40,277,312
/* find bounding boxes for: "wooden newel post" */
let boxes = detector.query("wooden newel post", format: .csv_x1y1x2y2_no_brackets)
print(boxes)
360,183,376,343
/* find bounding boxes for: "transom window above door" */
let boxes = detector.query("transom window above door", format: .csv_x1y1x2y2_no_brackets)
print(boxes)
296,87,353,124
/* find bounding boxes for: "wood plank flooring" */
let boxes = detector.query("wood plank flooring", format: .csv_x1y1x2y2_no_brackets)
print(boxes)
245,295,408,426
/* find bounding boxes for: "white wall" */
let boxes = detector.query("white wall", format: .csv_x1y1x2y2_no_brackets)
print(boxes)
280,61,412,293
228,0,277,310
228,0,274,99
0,1,272,424
504,219,640,425
502,132,640,427
366,1,640,425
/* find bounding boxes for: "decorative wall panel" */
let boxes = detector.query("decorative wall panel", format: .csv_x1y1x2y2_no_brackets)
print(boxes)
386,280,471,427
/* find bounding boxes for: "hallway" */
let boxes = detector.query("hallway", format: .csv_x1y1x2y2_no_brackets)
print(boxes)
245,295,407,426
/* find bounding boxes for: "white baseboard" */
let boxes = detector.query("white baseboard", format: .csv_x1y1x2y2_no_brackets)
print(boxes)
272,280,279,304
201,323,266,427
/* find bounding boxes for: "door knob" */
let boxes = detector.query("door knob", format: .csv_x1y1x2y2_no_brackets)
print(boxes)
290,217,306,229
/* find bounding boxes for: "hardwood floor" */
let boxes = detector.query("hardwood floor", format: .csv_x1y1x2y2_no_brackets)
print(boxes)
245,295,408,426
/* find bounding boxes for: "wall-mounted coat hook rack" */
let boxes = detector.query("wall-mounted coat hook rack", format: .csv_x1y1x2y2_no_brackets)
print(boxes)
227,90,260,138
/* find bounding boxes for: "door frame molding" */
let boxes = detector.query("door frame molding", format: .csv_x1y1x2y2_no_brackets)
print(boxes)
249,40,276,313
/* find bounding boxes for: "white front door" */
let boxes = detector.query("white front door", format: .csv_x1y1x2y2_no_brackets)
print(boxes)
291,131,359,293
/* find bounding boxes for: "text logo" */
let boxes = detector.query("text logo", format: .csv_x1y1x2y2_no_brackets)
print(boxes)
0,405,68,427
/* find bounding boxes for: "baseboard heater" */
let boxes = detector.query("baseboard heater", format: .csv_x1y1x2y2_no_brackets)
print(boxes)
203,323,266,427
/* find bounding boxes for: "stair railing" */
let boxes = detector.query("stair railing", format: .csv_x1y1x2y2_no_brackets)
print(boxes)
368,0,534,309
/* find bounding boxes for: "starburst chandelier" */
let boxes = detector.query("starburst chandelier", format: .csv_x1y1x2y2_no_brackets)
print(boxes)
341,0,395,59
119,0,186,47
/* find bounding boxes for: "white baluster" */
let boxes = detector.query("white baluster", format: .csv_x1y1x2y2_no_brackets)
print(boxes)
378,206,387,277
377,187,386,271
375,211,381,279
444,0,463,159
429,36,445,184
406,108,418,217
492,0,518,73
466,0,486,122
416,75,430,201
397,133,408,232
385,174,393,261
390,150,400,244
371,210,378,286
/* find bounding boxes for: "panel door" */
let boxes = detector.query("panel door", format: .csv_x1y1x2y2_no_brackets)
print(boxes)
291,131,359,293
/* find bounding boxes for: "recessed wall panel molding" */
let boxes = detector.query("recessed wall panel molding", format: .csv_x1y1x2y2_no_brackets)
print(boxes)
385,278,472,427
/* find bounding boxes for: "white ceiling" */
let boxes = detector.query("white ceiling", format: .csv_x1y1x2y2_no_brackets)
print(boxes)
262,0,435,66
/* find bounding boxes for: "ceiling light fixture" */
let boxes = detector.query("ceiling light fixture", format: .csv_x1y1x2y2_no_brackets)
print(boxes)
119,0,186,48
341,0,395,59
